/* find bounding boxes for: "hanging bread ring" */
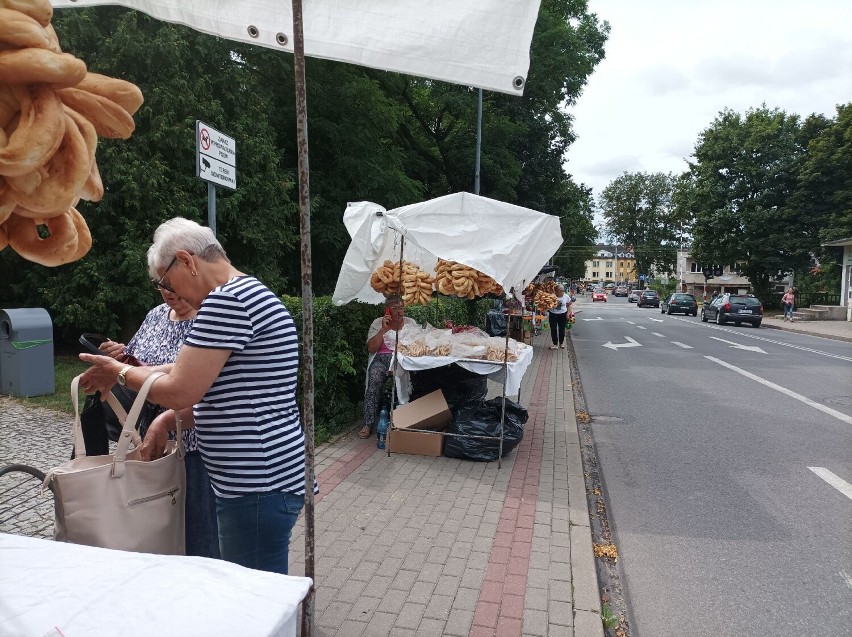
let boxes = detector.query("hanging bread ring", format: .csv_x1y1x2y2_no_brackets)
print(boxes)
0,220,8,251
0,8,55,50
0,179,17,220
80,158,103,202
5,210,79,266
0,0,53,27
76,72,144,115
0,84,65,178
0,49,86,88
56,87,135,139
68,207,91,260
7,109,92,215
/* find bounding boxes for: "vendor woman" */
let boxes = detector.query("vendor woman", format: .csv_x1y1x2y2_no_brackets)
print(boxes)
548,285,572,350
361,295,417,439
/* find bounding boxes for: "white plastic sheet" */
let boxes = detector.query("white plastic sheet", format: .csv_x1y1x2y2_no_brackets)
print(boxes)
332,192,563,305
0,533,311,637
51,0,541,95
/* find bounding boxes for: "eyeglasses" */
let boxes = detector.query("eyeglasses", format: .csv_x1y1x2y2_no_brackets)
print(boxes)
153,255,178,293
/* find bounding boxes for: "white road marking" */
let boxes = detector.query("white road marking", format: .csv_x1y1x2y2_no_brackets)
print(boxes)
648,317,664,322
636,326,647,330
625,320,635,325
602,336,642,351
705,356,852,425
708,336,767,354
839,570,852,590
671,316,852,362
671,342,692,349
582,317,604,321
652,332,666,338
808,467,852,501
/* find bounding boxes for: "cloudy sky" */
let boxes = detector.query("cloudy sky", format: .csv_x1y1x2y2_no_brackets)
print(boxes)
565,0,852,212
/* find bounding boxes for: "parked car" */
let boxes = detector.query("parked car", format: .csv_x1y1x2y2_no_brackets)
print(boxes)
613,286,628,297
627,289,642,303
701,294,763,327
592,290,608,302
661,293,698,316
636,290,660,308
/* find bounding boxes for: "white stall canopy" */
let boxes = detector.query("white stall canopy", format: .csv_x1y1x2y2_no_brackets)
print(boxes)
52,0,541,95
332,192,563,305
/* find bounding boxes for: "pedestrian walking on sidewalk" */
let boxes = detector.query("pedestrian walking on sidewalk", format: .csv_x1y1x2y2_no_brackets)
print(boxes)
548,285,571,350
782,288,796,321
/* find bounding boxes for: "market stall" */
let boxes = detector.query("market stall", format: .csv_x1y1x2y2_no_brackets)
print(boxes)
332,192,562,463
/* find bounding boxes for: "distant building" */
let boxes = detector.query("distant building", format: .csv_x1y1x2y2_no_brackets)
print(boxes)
581,245,636,285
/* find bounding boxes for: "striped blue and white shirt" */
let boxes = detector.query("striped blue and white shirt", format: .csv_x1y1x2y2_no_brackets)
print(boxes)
184,276,310,498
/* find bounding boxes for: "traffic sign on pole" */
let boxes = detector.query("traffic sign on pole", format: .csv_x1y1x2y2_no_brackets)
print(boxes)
196,121,236,190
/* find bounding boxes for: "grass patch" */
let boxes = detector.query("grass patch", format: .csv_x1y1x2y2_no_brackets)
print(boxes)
10,355,87,414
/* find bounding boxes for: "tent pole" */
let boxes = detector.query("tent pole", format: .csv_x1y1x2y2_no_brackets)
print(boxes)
388,235,405,456
474,88,482,195
293,0,316,635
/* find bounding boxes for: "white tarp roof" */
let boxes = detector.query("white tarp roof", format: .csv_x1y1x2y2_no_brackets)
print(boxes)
52,0,541,95
332,192,563,305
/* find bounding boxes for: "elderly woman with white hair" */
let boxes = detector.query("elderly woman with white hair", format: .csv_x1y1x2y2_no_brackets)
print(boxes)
80,217,314,575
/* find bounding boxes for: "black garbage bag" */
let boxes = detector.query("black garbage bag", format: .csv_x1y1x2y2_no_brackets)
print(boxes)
485,310,507,337
409,364,487,411
443,397,528,462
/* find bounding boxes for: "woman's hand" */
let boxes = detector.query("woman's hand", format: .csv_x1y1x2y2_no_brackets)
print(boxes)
140,412,172,461
98,339,127,360
78,353,123,396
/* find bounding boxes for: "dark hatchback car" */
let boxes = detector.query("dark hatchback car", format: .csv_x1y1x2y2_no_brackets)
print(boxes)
701,294,763,327
661,293,698,316
636,290,660,308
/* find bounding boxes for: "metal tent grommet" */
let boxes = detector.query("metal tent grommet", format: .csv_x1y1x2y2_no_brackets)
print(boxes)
276,33,288,46
247,25,259,38
512,76,525,90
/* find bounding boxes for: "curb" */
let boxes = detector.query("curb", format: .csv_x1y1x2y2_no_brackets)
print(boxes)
760,322,852,344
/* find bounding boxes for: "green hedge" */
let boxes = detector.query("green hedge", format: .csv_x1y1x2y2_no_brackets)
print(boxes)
280,294,496,444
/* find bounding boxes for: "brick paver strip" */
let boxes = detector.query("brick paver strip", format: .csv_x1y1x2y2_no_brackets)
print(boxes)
316,439,379,503
471,344,552,636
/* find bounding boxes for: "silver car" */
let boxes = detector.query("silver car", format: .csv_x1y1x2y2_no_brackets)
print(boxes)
627,289,641,303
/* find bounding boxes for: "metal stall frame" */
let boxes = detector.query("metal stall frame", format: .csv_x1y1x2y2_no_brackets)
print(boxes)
381,235,529,469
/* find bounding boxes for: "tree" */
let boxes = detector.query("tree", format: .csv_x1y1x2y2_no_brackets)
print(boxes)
684,106,815,300
598,171,679,278
551,181,597,280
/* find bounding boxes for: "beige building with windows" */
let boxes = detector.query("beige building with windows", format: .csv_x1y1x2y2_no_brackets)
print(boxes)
581,246,636,286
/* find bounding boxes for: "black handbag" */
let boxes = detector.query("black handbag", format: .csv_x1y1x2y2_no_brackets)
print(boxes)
79,334,162,442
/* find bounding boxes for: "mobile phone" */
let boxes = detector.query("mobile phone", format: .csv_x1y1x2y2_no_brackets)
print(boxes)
385,307,392,319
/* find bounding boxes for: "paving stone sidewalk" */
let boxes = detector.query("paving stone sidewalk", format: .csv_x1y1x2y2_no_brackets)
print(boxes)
288,330,603,637
0,329,605,636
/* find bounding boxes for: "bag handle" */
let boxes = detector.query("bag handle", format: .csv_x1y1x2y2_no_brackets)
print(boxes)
112,372,175,476
79,333,111,356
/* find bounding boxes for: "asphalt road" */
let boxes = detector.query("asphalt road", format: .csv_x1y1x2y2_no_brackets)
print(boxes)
570,293,852,637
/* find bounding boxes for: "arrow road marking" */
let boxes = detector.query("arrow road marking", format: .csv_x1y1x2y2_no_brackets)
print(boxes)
671,342,692,349
624,320,635,325
636,326,647,330
808,467,852,501
840,570,852,590
705,356,852,425
582,317,604,321
602,336,642,351
648,317,664,322
709,336,766,354
652,332,666,337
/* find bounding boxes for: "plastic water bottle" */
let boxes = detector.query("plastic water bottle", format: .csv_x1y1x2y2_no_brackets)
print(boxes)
376,407,389,449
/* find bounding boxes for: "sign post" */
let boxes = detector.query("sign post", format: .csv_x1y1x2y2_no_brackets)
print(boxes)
196,121,237,234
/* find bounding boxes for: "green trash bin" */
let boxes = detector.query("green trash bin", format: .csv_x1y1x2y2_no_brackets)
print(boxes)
0,308,55,397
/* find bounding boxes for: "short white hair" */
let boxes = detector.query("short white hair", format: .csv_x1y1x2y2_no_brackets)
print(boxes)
147,217,228,278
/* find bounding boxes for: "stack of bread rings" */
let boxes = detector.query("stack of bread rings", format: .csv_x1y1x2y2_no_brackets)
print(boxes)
434,259,504,299
0,0,144,266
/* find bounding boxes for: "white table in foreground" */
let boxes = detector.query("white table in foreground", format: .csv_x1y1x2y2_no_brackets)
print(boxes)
0,533,312,637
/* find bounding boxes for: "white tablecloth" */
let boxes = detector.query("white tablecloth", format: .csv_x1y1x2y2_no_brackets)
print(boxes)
395,343,534,402
0,533,311,637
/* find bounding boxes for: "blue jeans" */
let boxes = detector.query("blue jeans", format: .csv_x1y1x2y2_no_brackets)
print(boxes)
216,491,304,574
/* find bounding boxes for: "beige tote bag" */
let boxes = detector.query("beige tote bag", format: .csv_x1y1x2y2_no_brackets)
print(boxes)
44,372,186,555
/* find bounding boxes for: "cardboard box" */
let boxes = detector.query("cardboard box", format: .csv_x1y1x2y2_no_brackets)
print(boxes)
389,389,452,456
509,327,533,345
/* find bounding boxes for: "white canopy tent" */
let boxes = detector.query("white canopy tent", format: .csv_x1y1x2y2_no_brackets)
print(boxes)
52,0,541,96
333,192,563,305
